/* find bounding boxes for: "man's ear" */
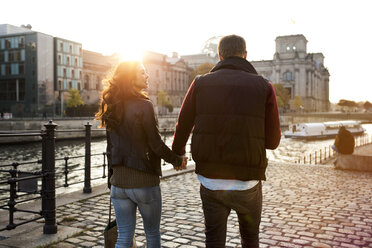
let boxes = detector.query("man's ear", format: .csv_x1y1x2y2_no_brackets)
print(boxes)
243,51,247,59
219,55,224,61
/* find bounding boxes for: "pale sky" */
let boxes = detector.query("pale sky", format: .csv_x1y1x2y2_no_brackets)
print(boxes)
2,0,372,103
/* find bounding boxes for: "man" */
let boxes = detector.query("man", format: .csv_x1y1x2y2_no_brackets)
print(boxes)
172,35,281,248
332,126,355,154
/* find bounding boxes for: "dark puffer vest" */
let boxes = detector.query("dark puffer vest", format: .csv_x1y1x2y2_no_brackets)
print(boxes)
192,57,270,180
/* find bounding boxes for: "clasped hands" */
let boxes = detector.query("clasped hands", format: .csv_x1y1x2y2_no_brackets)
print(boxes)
174,155,188,171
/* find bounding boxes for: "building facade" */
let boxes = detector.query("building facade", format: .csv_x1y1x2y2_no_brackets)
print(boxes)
0,24,55,117
54,38,83,115
143,51,192,113
81,50,116,105
251,34,330,112
181,53,219,69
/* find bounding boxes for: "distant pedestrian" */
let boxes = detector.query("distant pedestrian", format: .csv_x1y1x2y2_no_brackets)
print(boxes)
332,126,355,154
95,61,187,248
172,35,281,248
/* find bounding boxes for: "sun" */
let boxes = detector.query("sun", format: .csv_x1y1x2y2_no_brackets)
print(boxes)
118,49,145,63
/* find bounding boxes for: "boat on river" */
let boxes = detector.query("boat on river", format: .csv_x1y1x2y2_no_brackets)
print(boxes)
284,120,365,139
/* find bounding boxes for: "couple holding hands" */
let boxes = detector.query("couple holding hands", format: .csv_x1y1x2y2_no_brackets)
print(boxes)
96,35,281,248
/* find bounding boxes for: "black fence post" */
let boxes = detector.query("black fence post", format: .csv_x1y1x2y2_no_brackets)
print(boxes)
64,157,69,187
6,164,18,230
162,128,166,166
42,120,57,234
102,152,106,178
83,122,92,193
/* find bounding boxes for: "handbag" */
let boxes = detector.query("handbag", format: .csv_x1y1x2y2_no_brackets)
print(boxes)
104,197,137,248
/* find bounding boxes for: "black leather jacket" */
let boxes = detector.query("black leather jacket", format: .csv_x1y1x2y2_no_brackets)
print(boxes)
107,98,182,177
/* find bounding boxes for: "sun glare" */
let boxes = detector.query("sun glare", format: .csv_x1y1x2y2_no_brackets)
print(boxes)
119,49,145,63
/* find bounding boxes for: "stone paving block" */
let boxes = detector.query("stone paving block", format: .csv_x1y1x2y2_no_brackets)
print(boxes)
162,241,180,247
65,237,82,244
278,241,303,248
292,238,311,245
191,241,204,247
54,242,76,248
79,235,98,242
311,241,332,248
172,237,190,244
260,238,278,246
340,243,363,248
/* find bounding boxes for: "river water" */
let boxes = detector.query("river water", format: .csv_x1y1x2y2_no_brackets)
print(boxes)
0,123,371,202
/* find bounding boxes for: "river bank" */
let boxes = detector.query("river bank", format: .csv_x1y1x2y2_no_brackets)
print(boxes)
0,115,178,144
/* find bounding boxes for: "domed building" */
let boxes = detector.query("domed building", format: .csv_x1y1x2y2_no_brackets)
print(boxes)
251,34,330,112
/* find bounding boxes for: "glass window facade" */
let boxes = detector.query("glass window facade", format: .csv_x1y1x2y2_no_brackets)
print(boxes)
0,36,25,50
0,79,25,101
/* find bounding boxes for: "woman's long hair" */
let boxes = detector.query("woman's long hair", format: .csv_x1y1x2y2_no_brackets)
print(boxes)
95,61,148,130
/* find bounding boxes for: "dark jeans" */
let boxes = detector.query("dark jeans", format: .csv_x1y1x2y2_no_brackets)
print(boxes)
200,182,262,248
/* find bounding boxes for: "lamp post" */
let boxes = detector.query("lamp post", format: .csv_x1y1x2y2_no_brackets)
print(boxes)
59,89,67,117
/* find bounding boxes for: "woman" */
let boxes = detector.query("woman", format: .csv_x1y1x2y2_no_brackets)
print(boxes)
96,61,186,248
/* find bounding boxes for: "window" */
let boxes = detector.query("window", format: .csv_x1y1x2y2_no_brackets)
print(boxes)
9,52,14,62
19,64,24,74
68,81,72,89
67,56,70,65
32,56,35,64
60,43,63,52
283,71,294,81
63,68,66,77
71,69,75,78
78,82,81,90
84,75,89,90
16,51,21,61
18,80,25,101
5,65,11,75
58,80,62,90
19,37,24,48
58,55,62,64
5,39,10,49
0,53,4,62
79,71,82,79
75,58,78,66
69,45,72,53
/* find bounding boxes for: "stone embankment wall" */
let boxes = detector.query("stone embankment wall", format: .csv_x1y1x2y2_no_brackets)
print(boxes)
1,112,371,143
0,115,178,144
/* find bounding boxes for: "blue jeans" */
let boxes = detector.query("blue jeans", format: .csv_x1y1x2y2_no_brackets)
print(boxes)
110,185,162,248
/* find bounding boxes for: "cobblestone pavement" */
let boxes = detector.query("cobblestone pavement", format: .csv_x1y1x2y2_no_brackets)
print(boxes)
51,162,372,248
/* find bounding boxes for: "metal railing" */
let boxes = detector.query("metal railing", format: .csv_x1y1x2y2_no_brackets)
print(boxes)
295,134,372,164
0,122,187,234
0,121,108,234
0,122,57,233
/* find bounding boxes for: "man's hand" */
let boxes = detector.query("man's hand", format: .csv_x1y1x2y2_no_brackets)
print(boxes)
174,155,188,171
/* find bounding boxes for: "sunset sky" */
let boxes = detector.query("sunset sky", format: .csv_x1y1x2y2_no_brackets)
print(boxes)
2,0,372,103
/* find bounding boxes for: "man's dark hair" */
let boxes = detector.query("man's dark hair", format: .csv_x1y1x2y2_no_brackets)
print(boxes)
218,35,246,59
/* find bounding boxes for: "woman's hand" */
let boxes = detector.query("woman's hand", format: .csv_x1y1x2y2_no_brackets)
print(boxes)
174,156,188,171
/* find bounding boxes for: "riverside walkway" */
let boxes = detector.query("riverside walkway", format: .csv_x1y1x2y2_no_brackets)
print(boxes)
1,160,372,248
